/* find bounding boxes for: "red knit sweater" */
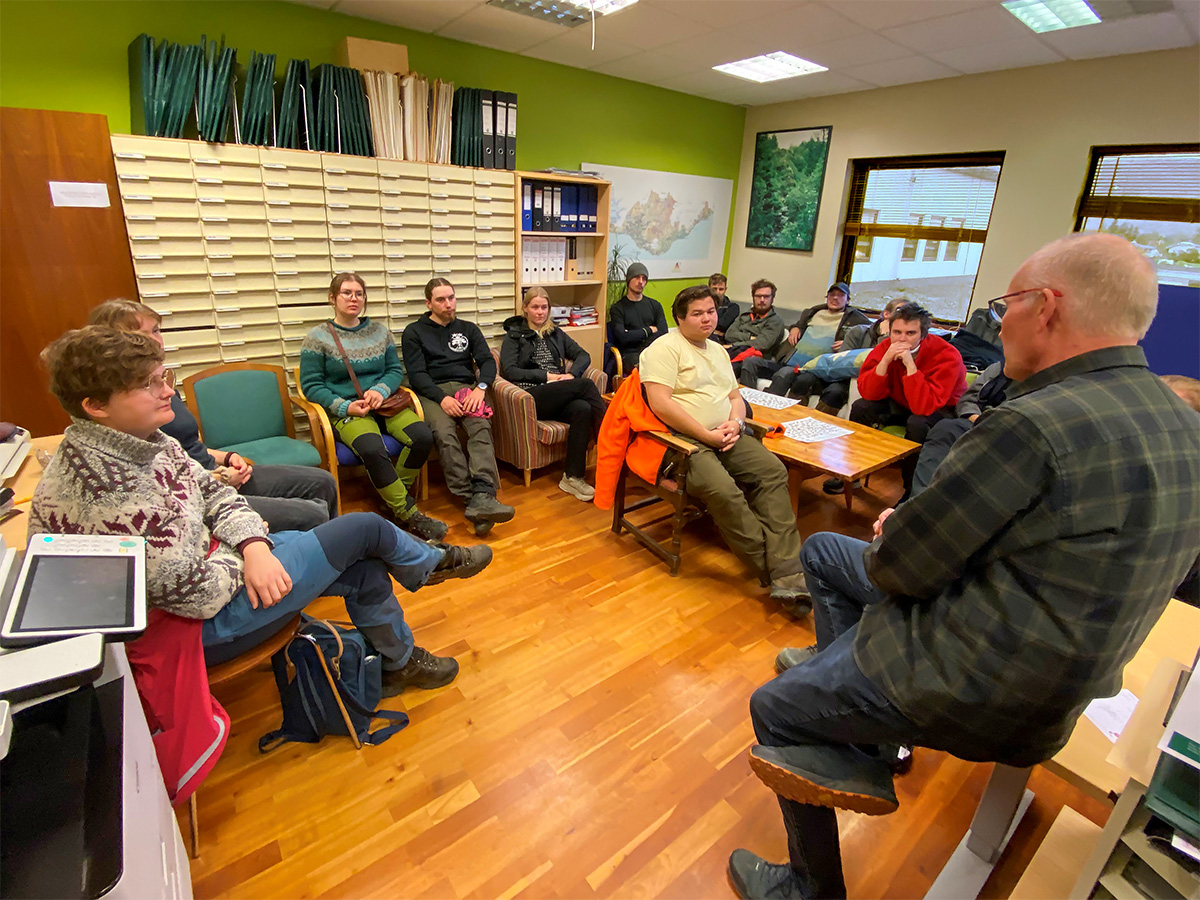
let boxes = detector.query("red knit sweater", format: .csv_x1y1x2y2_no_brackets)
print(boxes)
856,334,967,416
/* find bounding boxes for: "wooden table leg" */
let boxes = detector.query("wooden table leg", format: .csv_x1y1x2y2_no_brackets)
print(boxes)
843,480,854,511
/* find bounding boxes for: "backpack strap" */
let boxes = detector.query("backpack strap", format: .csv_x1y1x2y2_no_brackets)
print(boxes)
361,709,410,745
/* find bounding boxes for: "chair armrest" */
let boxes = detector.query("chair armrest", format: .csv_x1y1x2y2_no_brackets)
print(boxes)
645,431,697,456
744,419,771,438
490,376,538,440
290,393,335,472
584,366,608,394
609,346,623,380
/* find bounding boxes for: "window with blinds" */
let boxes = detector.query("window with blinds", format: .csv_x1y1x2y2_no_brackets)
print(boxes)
836,152,1004,323
1076,144,1200,286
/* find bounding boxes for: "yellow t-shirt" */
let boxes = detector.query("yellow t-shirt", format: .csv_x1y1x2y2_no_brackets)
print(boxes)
639,331,738,430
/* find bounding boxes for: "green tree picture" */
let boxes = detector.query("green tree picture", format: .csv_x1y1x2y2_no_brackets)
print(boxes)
746,126,832,252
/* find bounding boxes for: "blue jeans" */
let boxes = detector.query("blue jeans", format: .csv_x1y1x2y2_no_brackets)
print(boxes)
749,533,926,899
202,513,441,669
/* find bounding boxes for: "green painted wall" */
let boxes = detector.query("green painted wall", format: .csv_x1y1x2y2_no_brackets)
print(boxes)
0,0,745,319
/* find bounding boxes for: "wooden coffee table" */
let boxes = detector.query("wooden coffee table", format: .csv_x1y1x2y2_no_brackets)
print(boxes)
749,402,920,510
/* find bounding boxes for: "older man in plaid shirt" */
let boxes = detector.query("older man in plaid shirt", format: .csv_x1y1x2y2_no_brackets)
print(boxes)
729,233,1200,900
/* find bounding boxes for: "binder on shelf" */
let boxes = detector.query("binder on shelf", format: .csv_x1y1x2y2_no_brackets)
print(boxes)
585,185,598,231
502,92,517,170
522,182,533,231
493,93,507,170
564,184,578,233
532,184,544,231
566,237,577,281
539,236,550,283
554,237,566,281
481,90,494,169
551,185,562,232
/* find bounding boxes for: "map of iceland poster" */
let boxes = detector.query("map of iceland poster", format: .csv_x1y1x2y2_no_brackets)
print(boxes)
746,126,832,252
582,162,733,280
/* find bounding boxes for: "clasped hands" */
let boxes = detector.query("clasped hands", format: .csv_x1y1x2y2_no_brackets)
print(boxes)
348,389,386,417
704,419,742,451
880,342,917,374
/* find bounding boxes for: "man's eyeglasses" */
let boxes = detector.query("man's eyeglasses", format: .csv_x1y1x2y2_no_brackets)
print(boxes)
987,287,1063,319
138,369,176,393
338,289,366,300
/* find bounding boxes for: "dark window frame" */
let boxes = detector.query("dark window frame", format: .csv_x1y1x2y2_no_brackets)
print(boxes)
1074,143,1200,229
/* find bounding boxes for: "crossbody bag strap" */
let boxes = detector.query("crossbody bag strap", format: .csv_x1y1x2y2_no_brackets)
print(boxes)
326,322,365,400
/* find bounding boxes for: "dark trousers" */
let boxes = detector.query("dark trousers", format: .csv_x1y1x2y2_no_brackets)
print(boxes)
771,370,851,410
849,398,955,493
239,464,339,532
750,533,947,898
737,355,785,388
526,377,606,478
910,417,974,497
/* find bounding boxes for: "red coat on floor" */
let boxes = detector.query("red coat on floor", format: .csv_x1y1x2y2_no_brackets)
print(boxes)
594,369,670,511
856,334,967,416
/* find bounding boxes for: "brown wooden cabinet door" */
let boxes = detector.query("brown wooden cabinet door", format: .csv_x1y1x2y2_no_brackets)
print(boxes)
1,107,137,436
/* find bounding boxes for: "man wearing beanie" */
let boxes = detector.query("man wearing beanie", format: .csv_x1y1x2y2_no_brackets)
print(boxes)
610,261,668,371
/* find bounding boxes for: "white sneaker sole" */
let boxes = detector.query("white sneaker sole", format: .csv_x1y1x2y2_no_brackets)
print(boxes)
558,480,595,502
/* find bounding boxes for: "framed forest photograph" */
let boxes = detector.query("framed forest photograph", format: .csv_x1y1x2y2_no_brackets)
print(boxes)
746,126,833,252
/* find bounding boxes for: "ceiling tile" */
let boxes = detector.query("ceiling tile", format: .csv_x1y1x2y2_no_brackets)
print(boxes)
656,66,753,94
589,52,705,80
651,0,799,29
826,0,989,30
655,29,775,66
522,26,640,68
882,5,1032,53
435,4,573,52
1176,0,1200,40
567,2,713,51
761,2,867,50
927,35,1064,73
1038,10,1196,59
842,54,962,86
334,0,480,30
796,31,913,67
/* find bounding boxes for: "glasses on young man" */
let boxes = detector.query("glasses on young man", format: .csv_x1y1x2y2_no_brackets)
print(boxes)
138,369,176,393
987,287,1063,319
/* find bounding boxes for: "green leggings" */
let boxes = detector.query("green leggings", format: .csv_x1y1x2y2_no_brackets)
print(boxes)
333,409,434,519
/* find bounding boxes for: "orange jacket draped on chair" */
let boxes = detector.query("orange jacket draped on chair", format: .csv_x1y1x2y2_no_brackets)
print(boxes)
594,369,671,510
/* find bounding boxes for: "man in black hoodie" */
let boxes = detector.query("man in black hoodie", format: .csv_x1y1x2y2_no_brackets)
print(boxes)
401,278,515,535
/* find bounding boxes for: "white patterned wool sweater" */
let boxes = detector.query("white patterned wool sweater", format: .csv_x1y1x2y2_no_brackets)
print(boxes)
28,420,271,619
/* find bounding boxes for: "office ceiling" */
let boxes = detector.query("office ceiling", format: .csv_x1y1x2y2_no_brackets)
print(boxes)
292,0,1200,105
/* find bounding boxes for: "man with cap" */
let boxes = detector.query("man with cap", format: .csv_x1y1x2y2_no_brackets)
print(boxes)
609,261,668,372
738,282,871,391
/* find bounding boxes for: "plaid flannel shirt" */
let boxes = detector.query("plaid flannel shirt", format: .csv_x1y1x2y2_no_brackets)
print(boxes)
854,346,1200,765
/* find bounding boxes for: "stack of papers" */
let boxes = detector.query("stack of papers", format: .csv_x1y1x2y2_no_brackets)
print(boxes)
401,74,429,162
362,69,402,159
430,79,454,164
739,388,799,410
779,419,853,444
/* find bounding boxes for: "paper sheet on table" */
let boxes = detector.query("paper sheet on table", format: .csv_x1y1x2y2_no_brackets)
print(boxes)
779,418,853,444
740,388,799,410
1158,666,1200,769
1084,688,1139,742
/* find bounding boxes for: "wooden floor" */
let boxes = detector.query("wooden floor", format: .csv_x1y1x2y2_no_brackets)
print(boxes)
185,461,1110,899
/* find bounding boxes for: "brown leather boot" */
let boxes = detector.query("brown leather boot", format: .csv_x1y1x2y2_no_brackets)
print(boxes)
815,401,841,416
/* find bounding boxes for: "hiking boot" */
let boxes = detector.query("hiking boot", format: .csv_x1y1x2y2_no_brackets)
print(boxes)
774,645,818,674
822,477,860,495
425,543,493,585
381,646,459,696
474,520,494,536
769,572,812,610
727,849,807,900
814,401,841,416
559,474,595,502
399,509,448,542
465,492,515,525
749,743,898,816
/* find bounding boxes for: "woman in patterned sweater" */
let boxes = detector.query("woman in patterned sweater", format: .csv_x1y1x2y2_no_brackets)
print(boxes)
499,287,606,501
300,273,445,540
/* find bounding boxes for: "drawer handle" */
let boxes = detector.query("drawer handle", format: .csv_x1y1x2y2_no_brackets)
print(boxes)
430,177,447,184
327,185,348,192
193,158,219,166
262,162,286,169
278,287,300,292
326,167,346,175
433,223,450,229
127,214,156,221
328,202,349,209
272,253,296,259
271,235,295,241
329,221,351,226
114,152,147,160
477,211,493,216
212,289,237,295
119,173,150,181
216,306,239,312
477,194,491,200
196,177,223,184
201,216,228,223
268,218,293,224
478,240,493,245
211,272,235,277
277,270,299,276
479,254,493,259
264,181,286,188
197,197,226,204
434,254,451,260
142,291,169,298
129,235,159,241
433,239,450,245
332,254,351,259
478,225,492,231
217,324,241,330
267,200,292,206
204,235,230,241
430,193,448,200
134,254,163,260
125,194,152,201
382,206,400,212
139,273,166,279
209,253,232,259
331,236,351,242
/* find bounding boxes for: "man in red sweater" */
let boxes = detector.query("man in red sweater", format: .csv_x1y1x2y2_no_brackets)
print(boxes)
824,303,967,496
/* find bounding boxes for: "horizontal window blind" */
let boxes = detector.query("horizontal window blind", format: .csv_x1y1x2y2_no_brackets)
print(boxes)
1077,144,1200,224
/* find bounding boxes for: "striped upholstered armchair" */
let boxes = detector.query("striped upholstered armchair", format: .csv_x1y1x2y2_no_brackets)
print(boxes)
488,348,607,487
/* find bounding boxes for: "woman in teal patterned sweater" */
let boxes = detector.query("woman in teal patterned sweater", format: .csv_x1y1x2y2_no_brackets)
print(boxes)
300,273,446,541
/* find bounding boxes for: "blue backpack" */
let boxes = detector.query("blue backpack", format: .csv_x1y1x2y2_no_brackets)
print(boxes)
258,616,409,751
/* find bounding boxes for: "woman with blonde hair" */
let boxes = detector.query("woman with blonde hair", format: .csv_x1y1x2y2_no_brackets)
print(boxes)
299,273,446,541
88,298,337,532
499,287,606,501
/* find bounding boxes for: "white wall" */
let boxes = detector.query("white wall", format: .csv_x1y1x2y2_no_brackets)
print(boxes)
726,47,1200,314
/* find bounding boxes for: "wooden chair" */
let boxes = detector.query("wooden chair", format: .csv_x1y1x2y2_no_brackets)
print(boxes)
293,367,428,513
184,614,303,859
181,363,330,473
488,348,608,487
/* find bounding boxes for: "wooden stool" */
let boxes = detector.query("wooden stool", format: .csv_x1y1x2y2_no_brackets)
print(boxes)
185,614,302,859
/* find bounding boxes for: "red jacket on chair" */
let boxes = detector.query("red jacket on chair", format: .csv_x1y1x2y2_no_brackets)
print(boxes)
126,609,229,806
594,369,670,510
856,334,967,416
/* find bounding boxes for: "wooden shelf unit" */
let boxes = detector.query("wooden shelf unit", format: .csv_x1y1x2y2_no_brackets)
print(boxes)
514,171,610,365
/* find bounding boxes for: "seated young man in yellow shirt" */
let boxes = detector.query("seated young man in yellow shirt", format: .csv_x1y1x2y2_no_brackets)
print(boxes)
639,285,809,611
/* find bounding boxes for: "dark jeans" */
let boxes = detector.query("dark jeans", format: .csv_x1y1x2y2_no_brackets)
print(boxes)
526,377,606,478
737,355,785,388
239,464,339,532
750,533,934,898
911,417,974,497
771,370,850,410
849,398,955,493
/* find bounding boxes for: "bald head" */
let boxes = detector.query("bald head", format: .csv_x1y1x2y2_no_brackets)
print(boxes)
1022,233,1158,340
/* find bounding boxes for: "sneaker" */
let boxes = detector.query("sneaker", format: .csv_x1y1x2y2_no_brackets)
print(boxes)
774,645,818,674
769,572,812,610
399,509,448,542
727,849,807,900
464,492,515,525
381,646,459,696
558,474,595,502
425,543,493,586
822,477,860,495
748,743,898,816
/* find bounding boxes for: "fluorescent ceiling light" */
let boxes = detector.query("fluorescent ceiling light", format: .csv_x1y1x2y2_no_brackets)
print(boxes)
1002,0,1101,32
487,0,638,27
713,52,828,83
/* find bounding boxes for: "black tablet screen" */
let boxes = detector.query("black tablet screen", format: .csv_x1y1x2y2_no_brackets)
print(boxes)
14,556,135,631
